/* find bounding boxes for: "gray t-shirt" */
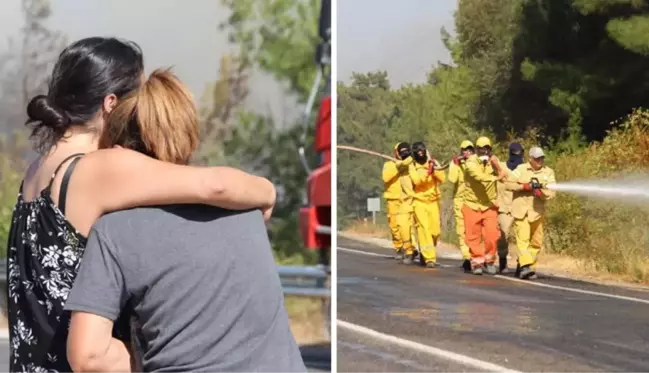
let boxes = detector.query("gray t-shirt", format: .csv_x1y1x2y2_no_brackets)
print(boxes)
65,205,306,372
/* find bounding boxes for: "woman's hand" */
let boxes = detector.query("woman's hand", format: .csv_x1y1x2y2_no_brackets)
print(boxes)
262,205,274,222
261,181,277,222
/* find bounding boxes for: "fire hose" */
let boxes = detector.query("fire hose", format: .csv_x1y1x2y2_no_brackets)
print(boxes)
337,145,452,170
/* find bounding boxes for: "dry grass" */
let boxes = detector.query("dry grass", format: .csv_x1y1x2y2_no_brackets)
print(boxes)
536,251,649,289
345,219,392,240
344,220,649,288
285,296,329,345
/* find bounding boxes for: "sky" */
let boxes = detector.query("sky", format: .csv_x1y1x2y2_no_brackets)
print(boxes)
0,0,299,126
337,0,457,87
0,0,458,121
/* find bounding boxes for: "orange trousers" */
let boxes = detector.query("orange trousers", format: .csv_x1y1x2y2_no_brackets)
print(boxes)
462,204,501,267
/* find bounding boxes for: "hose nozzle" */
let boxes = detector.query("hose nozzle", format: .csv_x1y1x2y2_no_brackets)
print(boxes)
530,177,544,190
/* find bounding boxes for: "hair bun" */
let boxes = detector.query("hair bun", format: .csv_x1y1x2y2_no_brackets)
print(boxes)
26,95,70,128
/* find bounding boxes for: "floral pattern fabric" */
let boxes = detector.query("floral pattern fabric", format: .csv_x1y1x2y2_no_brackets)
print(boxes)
6,186,86,373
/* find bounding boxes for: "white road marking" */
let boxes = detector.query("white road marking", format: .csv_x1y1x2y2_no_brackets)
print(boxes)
338,247,458,267
495,275,649,305
338,320,520,373
338,247,394,258
339,246,649,305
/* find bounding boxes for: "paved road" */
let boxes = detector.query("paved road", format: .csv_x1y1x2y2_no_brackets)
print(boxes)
337,236,649,372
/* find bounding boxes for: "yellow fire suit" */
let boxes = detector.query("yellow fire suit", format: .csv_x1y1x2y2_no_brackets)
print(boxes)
382,156,415,255
462,154,501,267
408,160,446,264
505,162,556,269
447,161,470,260
496,162,515,267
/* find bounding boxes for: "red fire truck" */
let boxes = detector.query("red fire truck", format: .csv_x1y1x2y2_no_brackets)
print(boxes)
298,0,331,269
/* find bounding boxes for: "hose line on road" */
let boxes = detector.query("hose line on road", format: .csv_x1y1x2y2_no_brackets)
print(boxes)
337,144,451,170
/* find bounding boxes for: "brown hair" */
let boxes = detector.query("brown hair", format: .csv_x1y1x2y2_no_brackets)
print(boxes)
100,68,199,164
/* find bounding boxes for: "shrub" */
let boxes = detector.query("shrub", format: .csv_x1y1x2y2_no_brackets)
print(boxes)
542,108,649,281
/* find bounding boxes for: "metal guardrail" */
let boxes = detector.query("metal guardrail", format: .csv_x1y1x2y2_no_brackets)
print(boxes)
0,263,330,298
315,225,331,235
277,265,330,298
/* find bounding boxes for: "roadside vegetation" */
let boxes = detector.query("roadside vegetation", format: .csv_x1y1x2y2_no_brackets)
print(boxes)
338,0,649,283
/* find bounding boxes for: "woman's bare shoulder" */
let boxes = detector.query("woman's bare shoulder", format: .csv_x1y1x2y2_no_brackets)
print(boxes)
83,147,147,162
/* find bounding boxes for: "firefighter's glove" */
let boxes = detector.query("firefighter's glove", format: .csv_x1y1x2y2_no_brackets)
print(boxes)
427,160,435,175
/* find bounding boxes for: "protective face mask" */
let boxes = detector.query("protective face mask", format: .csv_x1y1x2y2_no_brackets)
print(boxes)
507,154,524,171
478,155,489,163
413,152,427,164
399,149,411,159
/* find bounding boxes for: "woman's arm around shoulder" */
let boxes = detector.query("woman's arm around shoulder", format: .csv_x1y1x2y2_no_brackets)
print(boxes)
69,148,276,233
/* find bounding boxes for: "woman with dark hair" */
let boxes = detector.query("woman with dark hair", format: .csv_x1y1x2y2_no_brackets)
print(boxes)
6,37,276,372
66,69,305,372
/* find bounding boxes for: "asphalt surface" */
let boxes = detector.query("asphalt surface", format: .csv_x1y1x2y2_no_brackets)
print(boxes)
337,236,649,372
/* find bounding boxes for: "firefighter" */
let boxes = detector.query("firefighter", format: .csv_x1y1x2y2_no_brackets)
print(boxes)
462,136,506,275
382,142,415,261
408,141,446,268
506,146,556,279
496,142,524,273
448,140,475,272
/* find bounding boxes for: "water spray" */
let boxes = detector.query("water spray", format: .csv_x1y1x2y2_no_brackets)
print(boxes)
529,171,649,204
337,144,451,170
545,182,649,199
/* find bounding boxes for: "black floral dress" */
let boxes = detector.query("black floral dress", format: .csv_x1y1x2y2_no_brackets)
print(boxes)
6,154,131,372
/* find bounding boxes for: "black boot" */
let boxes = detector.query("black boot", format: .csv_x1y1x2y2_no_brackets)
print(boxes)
519,265,535,279
462,259,472,273
499,256,508,274
515,262,521,278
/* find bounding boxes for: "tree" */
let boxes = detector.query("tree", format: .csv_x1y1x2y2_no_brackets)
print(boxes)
452,0,649,143
0,0,67,257
201,0,324,260
219,0,321,102
337,66,484,228
337,73,396,222
0,0,67,133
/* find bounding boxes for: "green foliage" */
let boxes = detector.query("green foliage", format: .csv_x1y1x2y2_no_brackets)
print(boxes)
542,109,649,281
0,161,21,258
573,0,646,15
337,68,485,227
220,0,321,102
607,15,649,55
211,0,324,262
0,131,30,258
216,113,317,258
1,0,65,257
338,0,649,281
